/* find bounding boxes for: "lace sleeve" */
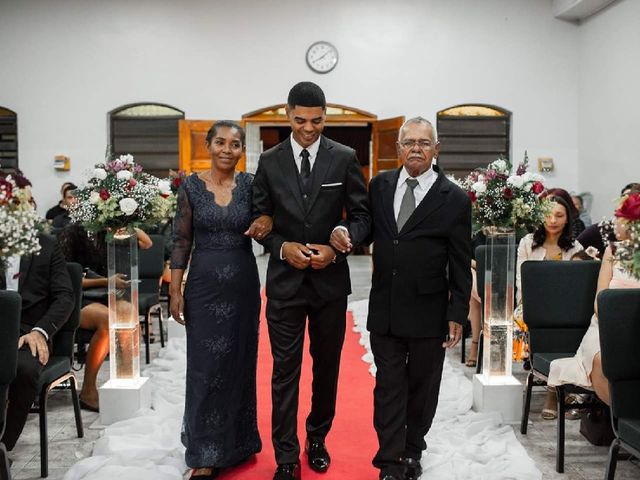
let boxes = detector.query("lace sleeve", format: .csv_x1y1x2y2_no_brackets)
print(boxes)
170,184,193,269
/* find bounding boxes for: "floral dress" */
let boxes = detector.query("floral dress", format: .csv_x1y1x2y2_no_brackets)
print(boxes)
170,172,261,468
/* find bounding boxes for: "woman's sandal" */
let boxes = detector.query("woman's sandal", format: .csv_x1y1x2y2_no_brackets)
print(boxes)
465,341,479,367
541,408,558,420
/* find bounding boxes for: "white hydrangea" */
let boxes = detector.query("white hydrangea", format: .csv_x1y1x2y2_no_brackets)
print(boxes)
472,181,487,193
116,170,132,181
94,168,107,180
119,198,138,215
507,175,525,189
491,159,509,173
119,154,135,165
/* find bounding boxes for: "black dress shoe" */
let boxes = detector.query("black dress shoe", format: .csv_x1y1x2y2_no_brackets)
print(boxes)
273,463,301,480
380,474,401,480
305,438,330,472
404,457,422,480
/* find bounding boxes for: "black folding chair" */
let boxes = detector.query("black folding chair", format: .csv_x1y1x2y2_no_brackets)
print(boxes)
138,235,165,364
598,288,640,480
30,262,84,477
520,260,601,473
0,291,21,480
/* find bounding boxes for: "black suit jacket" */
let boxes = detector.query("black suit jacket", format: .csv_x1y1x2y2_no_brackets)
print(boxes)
253,135,370,300
18,234,74,337
367,166,472,338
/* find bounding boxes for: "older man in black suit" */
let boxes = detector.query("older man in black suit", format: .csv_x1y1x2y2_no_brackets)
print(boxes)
251,82,370,480
356,117,471,480
1,233,74,451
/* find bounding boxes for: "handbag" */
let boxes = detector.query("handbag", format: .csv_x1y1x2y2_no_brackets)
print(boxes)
579,406,615,446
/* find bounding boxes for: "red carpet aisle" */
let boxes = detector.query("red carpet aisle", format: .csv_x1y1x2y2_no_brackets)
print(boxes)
219,301,378,479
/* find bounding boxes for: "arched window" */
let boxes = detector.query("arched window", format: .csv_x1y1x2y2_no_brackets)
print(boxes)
108,103,184,178
0,106,18,170
436,104,511,179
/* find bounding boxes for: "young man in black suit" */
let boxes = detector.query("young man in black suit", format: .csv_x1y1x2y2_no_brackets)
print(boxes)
251,82,370,480
0,233,75,451
356,117,471,480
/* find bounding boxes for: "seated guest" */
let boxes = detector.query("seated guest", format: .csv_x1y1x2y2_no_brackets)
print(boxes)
58,224,152,411
571,194,592,228
466,232,486,367
516,194,583,419
548,194,640,405
545,188,586,239
0,233,75,452
577,183,640,258
45,182,76,224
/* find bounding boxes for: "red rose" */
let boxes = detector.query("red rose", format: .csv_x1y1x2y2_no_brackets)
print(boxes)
99,188,110,201
532,182,544,194
0,179,13,201
129,178,137,188
468,191,477,203
503,187,513,200
172,177,182,188
615,193,640,221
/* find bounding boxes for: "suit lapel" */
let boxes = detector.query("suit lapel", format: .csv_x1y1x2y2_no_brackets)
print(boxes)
305,136,334,212
277,140,306,214
382,168,401,235
399,172,448,235
18,253,33,291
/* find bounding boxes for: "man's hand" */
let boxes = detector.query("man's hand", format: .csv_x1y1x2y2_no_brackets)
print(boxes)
443,321,463,349
245,215,273,240
330,228,352,254
282,242,312,270
18,331,49,365
306,244,337,270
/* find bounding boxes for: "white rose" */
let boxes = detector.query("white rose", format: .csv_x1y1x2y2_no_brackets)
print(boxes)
119,198,138,215
472,181,487,193
158,180,171,196
507,175,524,189
94,168,107,180
116,170,132,181
89,191,101,204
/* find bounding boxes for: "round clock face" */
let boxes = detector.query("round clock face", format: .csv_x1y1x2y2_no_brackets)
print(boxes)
306,41,339,74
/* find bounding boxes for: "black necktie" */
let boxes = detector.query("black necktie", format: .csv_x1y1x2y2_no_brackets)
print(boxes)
300,149,311,193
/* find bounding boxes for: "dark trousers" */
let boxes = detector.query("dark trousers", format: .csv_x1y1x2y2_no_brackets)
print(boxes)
1,348,44,450
267,279,347,464
370,332,446,476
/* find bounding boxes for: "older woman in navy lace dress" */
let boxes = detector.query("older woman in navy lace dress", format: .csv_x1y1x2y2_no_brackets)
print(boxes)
170,121,271,479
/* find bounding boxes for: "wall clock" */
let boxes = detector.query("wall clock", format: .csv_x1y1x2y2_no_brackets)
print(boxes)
306,41,339,74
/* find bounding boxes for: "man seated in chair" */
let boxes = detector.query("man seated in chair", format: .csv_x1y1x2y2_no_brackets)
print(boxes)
0,232,74,452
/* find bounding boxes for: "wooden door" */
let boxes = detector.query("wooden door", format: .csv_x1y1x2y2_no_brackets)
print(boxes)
372,116,404,177
178,120,246,173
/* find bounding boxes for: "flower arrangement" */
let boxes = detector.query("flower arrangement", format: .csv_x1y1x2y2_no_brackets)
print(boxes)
614,192,640,280
0,169,42,265
165,169,187,220
69,154,174,237
463,154,550,235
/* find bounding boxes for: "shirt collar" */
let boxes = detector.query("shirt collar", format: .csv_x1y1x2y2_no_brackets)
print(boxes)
290,133,321,160
398,165,437,189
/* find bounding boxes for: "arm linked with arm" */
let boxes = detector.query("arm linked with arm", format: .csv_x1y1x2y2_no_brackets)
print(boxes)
252,159,287,258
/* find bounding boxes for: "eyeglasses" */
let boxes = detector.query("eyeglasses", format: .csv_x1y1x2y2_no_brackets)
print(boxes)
398,140,435,150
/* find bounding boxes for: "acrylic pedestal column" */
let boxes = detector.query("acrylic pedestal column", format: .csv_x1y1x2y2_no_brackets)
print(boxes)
99,229,152,426
472,227,522,423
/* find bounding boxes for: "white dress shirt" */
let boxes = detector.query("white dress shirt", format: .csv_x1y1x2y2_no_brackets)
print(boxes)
4,253,50,340
290,133,320,172
393,166,439,220
5,254,21,291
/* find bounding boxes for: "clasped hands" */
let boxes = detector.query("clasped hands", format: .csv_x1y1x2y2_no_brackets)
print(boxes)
282,242,336,270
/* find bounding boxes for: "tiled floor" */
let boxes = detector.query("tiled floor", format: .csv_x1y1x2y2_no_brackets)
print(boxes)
7,254,640,479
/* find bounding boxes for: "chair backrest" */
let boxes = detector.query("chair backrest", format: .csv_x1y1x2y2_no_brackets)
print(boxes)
0,290,21,437
138,235,165,295
0,291,21,384
51,262,83,359
598,288,640,420
521,260,600,356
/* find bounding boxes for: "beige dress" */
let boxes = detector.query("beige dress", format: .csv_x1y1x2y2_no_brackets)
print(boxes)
547,265,640,389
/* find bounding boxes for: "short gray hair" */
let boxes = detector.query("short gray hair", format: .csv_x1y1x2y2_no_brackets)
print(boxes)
398,117,438,142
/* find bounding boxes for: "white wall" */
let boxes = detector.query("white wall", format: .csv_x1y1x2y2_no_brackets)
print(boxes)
577,0,640,221
0,0,581,213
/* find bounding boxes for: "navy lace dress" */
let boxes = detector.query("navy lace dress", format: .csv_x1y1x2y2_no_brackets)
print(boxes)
170,172,261,468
